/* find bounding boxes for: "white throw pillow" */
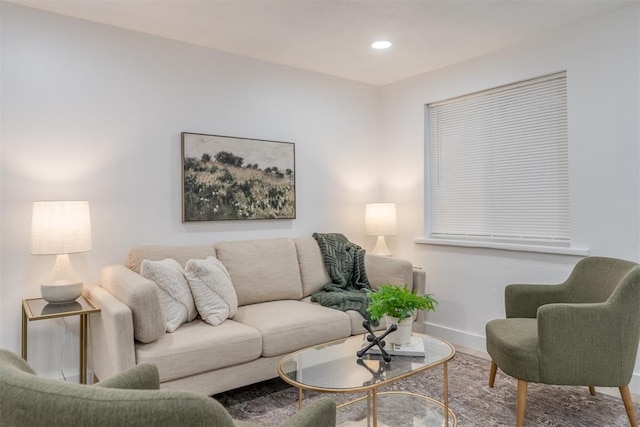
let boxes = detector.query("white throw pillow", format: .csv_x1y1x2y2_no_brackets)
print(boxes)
185,256,238,326
140,259,197,333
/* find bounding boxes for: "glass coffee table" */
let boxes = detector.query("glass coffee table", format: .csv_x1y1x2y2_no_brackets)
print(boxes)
278,332,456,427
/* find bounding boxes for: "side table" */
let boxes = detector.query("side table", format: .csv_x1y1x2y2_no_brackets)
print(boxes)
22,295,100,384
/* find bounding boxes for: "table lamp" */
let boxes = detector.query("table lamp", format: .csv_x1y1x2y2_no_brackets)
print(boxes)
30,201,92,304
365,203,397,257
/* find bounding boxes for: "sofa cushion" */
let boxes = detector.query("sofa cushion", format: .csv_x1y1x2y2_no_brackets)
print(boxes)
294,237,332,297
135,320,262,382
301,296,386,335
127,246,216,274
185,257,238,326
140,259,197,333
233,300,351,357
345,310,387,335
214,239,303,306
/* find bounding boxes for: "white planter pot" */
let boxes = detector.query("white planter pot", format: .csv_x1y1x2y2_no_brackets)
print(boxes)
385,315,413,346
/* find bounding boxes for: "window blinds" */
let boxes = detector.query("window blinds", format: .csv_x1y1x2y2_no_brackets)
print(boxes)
427,72,569,244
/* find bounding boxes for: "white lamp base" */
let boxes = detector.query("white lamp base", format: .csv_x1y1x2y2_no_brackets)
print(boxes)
370,235,392,257
41,253,84,303
41,282,83,304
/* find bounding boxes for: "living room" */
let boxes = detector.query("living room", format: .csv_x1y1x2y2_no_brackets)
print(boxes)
1,0,639,419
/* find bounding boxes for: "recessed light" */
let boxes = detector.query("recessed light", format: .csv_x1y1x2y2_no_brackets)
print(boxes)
371,40,392,50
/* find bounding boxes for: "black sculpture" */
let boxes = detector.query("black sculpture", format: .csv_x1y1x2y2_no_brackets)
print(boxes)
356,320,397,362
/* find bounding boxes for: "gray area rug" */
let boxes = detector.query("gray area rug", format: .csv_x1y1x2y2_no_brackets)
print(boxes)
213,351,635,426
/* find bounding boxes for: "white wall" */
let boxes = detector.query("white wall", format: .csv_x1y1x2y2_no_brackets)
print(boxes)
381,4,640,387
0,3,381,377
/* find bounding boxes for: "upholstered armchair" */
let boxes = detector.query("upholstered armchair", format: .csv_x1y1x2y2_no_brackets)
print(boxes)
486,256,640,427
0,349,336,427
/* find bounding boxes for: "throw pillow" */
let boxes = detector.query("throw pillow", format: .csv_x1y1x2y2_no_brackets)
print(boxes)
140,258,197,333
185,256,238,326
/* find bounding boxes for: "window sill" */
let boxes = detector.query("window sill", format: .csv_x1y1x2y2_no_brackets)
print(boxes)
413,237,590,256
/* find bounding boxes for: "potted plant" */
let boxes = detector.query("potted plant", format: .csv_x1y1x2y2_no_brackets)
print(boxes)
367,284,437,346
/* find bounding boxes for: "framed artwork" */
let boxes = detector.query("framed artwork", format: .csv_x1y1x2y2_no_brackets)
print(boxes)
181,132,296,222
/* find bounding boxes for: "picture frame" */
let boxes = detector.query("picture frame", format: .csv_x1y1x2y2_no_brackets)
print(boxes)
181,132,296,222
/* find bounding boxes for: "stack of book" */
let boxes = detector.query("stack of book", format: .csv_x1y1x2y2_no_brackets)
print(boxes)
364,336,426,356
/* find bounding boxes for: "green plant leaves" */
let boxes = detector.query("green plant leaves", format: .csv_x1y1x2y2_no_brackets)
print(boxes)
366,284,437,321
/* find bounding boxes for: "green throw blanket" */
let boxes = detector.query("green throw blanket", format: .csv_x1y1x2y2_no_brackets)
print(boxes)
310,233,377,324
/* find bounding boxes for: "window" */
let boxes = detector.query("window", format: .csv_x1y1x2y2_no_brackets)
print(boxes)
426,72,569,247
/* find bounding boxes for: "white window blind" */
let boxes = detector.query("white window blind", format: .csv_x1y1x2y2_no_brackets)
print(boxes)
427,72,569,244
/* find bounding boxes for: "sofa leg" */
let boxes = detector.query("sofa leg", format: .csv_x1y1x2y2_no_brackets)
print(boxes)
619,385,638,427
588,386,596,396
517,380,527,427
489,361,497,387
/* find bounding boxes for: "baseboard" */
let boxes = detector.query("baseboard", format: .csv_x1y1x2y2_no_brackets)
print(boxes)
424,322,640,398
423,322,487,355
629,374,640,398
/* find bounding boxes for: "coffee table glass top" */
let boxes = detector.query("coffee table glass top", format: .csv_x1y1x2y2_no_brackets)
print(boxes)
278,333,455,392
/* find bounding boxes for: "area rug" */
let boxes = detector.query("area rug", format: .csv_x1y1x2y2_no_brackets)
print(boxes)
213,351,635,426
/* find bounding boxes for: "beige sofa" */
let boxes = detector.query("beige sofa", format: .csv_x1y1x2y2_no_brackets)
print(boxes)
86,237,426,396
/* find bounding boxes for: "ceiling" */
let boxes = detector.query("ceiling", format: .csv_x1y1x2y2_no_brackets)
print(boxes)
7,0,639,86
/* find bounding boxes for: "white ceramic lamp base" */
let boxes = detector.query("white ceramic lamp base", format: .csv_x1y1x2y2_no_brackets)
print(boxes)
370,235,392,257
41,282,83,304
40,254,84,303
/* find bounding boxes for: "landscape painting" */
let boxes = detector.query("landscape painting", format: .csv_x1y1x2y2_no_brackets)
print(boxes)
181,132,296,222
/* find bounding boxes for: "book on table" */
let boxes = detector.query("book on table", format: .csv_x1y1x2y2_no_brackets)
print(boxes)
363,336,426,356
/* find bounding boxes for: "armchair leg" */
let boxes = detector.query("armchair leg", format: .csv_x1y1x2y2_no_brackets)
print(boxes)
517,380,528,427
588,386,596,396
489,361,497,387
619,385,638,427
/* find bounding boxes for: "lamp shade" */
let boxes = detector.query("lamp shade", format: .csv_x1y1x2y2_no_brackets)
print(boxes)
365,203,397,236
31,201,92,255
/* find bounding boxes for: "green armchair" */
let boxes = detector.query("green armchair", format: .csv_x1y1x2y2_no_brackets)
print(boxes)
0,349,336,427
486,256,640,427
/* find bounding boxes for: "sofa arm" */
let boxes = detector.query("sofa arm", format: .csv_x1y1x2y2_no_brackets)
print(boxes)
100,265,165,344
411,268,428,332
505,283,566,318
537,301,630,385
412,268,426,295
365,255,415,291
85,285,136,382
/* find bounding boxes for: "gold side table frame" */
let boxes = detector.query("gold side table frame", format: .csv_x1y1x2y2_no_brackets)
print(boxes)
22,295,100,384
